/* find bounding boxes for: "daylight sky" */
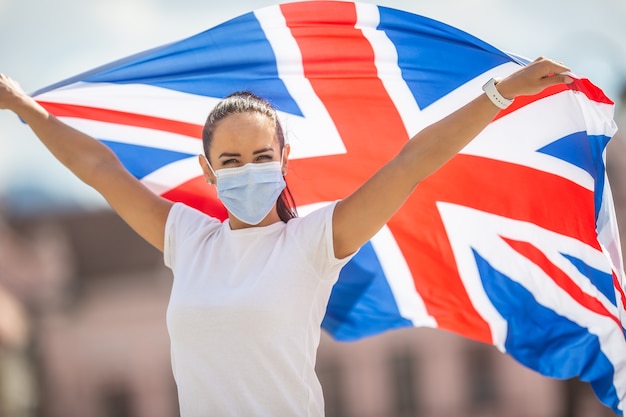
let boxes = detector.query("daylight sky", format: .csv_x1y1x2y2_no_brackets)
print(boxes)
1,0,625,209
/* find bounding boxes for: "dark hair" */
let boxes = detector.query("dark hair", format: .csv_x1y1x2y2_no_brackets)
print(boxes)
202,92,298,223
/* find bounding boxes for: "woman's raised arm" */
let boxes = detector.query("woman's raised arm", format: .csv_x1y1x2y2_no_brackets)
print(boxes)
332,57,574,259
0,74,172,252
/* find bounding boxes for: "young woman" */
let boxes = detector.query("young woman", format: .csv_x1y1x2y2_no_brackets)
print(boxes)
0,58,572,416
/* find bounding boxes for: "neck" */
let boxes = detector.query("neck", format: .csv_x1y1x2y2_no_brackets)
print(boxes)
228,209,282,230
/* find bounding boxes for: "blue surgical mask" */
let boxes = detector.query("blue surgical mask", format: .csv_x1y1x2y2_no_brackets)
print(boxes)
208,160,286,225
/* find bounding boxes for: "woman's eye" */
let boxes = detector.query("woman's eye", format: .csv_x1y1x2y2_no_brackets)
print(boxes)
222,159,237,165
256,155,272,161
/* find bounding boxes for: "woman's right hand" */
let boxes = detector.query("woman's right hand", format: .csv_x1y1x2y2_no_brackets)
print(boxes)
0,74,28,111
0,72,173,252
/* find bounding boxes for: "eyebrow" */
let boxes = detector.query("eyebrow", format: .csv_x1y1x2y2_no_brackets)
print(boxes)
218,147,274,158
218,152,241,158
253,147,275,155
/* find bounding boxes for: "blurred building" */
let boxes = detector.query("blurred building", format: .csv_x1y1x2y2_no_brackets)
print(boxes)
0,204,620,417
0,98,624,417
0,209,176,417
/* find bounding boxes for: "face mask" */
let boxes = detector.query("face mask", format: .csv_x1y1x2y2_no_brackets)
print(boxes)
207,159,286,225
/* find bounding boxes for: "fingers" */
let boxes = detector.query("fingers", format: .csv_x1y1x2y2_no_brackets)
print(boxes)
496,57,575,99
532,57,571,79
0,74,25,111
0,74,21,88
541,73,574,89
532,58,574,86
0,74,24,94
0,74,14,91
0,73,13,87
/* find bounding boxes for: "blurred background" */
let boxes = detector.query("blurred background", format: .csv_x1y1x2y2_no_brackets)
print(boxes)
0,0,625,416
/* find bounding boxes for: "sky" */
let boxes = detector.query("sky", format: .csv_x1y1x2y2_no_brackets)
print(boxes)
1,0,625,210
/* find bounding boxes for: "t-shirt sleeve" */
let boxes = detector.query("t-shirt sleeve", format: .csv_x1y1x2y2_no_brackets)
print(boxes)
290,201,357,280
163,202,221,270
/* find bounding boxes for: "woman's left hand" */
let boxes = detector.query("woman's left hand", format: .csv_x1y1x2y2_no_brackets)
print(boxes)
495,57,573,100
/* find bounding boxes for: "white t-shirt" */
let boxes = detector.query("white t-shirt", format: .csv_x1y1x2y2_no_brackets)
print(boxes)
164,201,353,417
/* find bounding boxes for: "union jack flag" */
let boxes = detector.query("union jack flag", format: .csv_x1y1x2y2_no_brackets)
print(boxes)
30,1,625,413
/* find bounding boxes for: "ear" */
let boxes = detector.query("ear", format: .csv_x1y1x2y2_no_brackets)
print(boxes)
281,144,291,176
198,154,216,184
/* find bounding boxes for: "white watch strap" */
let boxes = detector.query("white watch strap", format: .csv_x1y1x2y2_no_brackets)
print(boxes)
482,78,513,109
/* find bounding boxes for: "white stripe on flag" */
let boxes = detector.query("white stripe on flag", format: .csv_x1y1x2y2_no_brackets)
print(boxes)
38,79,348,161
439,201,626,374
370,225,438,328
463,91,606,191
140,157,202,194
34,82,219,125
255,5,348,160
597,176,626,330
572,88,618,138
436,203,508,348
58,117,203,155
355,3,422,139
398,62,522,137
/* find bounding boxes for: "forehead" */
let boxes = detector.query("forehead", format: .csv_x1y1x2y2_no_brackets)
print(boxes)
210,112,278,152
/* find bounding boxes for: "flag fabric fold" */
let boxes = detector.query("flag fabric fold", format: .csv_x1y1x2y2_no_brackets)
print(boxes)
30,1,625,414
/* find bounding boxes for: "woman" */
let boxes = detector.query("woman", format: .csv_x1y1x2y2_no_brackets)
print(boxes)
0,58,572,416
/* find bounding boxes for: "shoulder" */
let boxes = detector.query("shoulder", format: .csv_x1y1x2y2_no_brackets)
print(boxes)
288,201,337,229
284,201,337,242
166,203,224,242
164,203,223,267
285,201,352,273
167,202,221,228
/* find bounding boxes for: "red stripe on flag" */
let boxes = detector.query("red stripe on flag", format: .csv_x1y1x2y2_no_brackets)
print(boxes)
428,155,599,243
37,101,203,139
280,1,492,341
504,238,621,328
161,176,228,220
568,77,615,105
397,153,598,343
280,1,402,200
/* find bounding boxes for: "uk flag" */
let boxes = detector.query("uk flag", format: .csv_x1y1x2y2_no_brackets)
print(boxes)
29,1,625,413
